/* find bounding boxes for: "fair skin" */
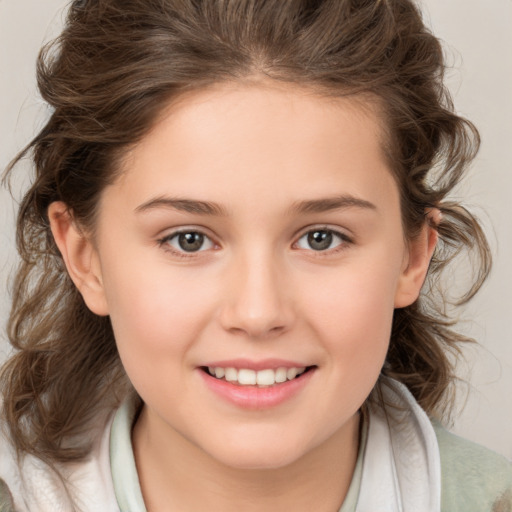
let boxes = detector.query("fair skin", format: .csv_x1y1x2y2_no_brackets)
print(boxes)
49,82,437,512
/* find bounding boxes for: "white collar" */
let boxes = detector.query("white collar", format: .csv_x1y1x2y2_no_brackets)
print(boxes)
355,377,441,512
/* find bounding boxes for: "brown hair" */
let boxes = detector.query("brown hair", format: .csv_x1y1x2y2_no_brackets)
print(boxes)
2,0,490,467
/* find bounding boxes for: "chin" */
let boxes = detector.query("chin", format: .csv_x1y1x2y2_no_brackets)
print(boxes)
216,451,303,471
203,435,313,471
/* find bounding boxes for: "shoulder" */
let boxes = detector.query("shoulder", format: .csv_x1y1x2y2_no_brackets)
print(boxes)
0,478,16,512
0,423,20,512
433,422,512,512
0,431,19,512
0,409,120,511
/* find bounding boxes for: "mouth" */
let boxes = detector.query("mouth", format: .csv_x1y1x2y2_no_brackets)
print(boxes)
200,365,316,388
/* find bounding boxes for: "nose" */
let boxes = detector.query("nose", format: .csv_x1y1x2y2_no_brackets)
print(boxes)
219,249,295,339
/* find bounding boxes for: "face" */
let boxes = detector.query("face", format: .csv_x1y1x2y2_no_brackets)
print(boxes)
61,83,430,470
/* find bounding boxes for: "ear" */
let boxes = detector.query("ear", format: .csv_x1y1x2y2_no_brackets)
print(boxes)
394,211,440,308
48,201,109,316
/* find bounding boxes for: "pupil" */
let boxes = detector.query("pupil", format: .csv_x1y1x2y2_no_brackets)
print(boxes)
308,230,332,251
178,232,204,252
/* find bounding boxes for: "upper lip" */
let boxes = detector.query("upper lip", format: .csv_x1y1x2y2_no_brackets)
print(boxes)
201,358,312,371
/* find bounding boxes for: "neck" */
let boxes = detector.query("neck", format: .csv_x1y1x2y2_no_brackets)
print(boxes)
132,407,361,512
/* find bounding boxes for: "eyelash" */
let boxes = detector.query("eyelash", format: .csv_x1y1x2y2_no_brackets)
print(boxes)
294,226,353,255
157,226,353,259
157,229,217,259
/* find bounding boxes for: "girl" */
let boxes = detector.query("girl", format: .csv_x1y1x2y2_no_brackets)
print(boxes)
1,0,511,511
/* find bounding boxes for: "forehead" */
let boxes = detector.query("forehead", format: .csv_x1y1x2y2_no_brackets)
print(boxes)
108,81,397,216
148,81,388,154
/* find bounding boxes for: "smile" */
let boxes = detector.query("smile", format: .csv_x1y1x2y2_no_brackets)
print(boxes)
199,363,317,409
206,366,309,387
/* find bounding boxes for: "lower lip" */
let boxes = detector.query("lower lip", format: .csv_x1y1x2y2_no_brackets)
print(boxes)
198,368,316,410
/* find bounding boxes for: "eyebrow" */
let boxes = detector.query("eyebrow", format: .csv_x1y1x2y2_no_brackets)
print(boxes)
135,194,376,217
289,195,377,215
135,196,228,216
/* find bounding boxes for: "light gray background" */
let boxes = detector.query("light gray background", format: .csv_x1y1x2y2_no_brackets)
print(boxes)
1,1,511,458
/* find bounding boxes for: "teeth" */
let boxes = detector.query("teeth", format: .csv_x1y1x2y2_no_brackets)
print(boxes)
287,367,298,380
256,369,275,386
275,367,287,383
238,369,256,385
206,366,308,387
225,367,238,382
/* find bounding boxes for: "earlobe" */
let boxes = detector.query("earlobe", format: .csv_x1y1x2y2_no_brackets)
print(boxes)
48,201,109,316
394,217,439,308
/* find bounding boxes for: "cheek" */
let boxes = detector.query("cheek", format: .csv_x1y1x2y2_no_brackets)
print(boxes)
303,253,402,377
99,255,218,377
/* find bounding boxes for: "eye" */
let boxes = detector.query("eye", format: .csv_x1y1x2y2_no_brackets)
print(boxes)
159,230,215,253
296,229,349,252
